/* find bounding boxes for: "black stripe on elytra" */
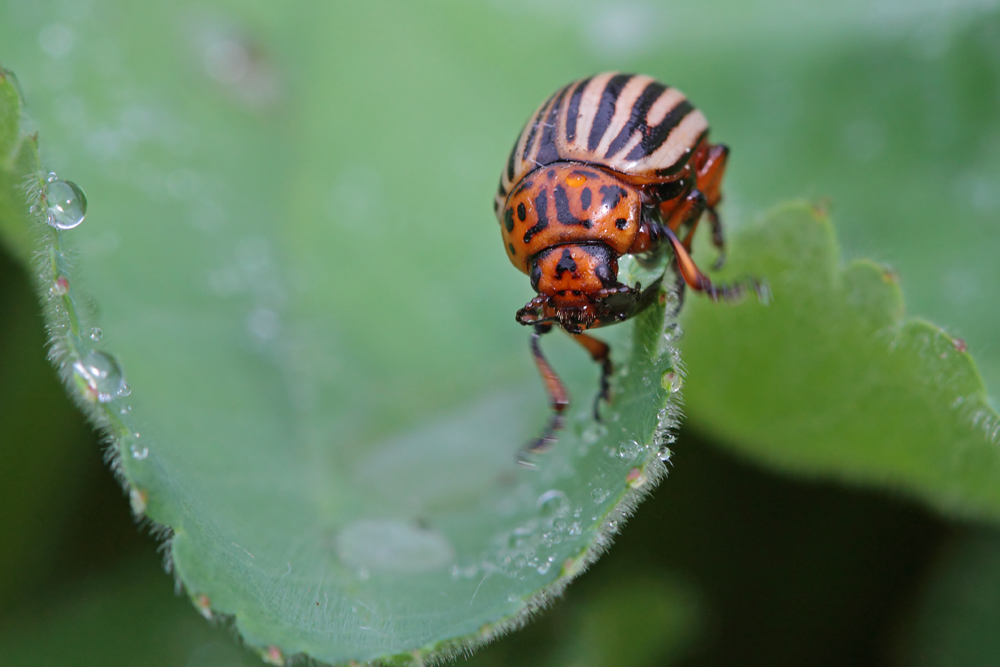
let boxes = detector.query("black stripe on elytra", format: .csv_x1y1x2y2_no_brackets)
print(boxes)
555,248,577,278
535,86,569,166
565,77,592,143
580,187,592,210
524,189,549,243
506,146,516,182
625,100,694,161
522,95,554,163
654,130,708,177
503,207,515,232
554,185,590,227
517,202,526,222
604,81,667,159
588,74,633,152
570,169,601,179
599,184,628,210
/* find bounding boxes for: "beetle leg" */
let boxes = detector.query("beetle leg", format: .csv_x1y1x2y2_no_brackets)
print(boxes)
707,207,726,270
569,331,612,421
515,295,552,326
695,142,730,268
523,324,570,458
662,225,753,302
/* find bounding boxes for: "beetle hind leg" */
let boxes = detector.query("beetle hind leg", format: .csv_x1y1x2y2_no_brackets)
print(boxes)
696,143,730,269
570,331,613,421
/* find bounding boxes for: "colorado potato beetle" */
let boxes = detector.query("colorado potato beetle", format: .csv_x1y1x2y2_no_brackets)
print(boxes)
494,72,763,457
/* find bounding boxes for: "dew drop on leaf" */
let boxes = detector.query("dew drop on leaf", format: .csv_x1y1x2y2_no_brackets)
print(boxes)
44,179,88,229
73,349,126,402
661,370,683,393
536,489,570,517
88,327,102,342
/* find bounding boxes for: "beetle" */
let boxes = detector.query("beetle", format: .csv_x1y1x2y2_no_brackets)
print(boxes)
494,72,763,457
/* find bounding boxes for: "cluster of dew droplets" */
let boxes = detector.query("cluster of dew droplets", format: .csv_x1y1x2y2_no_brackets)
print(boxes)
36,172,147,468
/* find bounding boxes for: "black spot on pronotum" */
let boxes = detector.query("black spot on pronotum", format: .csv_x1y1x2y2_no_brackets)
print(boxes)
554,185,590,227
599,184,628,209
581,187,592,210
503,208,514,232
524,189,549,243
555,248,577,278
595,261,615,287
509,243,516,256
615,217,628,229
517,202,526,222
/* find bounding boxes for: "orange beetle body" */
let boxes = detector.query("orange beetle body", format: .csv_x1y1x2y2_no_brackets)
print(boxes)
494,73,760,458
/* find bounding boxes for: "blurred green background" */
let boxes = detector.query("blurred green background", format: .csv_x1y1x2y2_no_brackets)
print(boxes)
2,0,1000,665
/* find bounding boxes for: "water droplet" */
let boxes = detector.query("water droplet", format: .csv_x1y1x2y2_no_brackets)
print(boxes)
88,327,102,342
117,382,131,398
591,488,608,504
46,172,58,183
536,555,556,575
626,467,647,488
336,519,454,574
29,205,38,214
129,488,148,515
129,442,148,460
581,422,608,444
662,371,683,393
119,405,131,415
618,440,642,460
536,489,570,518
658,447,673,462
44,179,88,229
642,374,652,386
195,594,213,621
568,522,582,536
50,275,69,297
73,350,125,402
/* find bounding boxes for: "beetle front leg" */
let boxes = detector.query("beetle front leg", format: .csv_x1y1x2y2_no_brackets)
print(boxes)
522,324,570,461
569,331,612,421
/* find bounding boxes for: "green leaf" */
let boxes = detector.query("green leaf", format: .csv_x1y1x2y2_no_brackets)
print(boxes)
680,203,1000,519
0,64,684,664
0,68,36,265
540,572,701,667
0,554,266,667
897,529,1000,667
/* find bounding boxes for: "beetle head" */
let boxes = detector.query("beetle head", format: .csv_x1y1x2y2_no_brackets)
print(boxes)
517,243,662,333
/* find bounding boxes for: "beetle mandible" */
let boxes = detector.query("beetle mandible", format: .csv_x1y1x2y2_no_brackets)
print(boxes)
494,72,763,457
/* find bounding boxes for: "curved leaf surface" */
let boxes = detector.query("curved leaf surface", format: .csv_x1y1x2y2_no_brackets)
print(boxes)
0,66,683,663
681,203,1000,519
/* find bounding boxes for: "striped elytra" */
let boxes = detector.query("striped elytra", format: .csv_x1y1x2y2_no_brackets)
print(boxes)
494,72,708,218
